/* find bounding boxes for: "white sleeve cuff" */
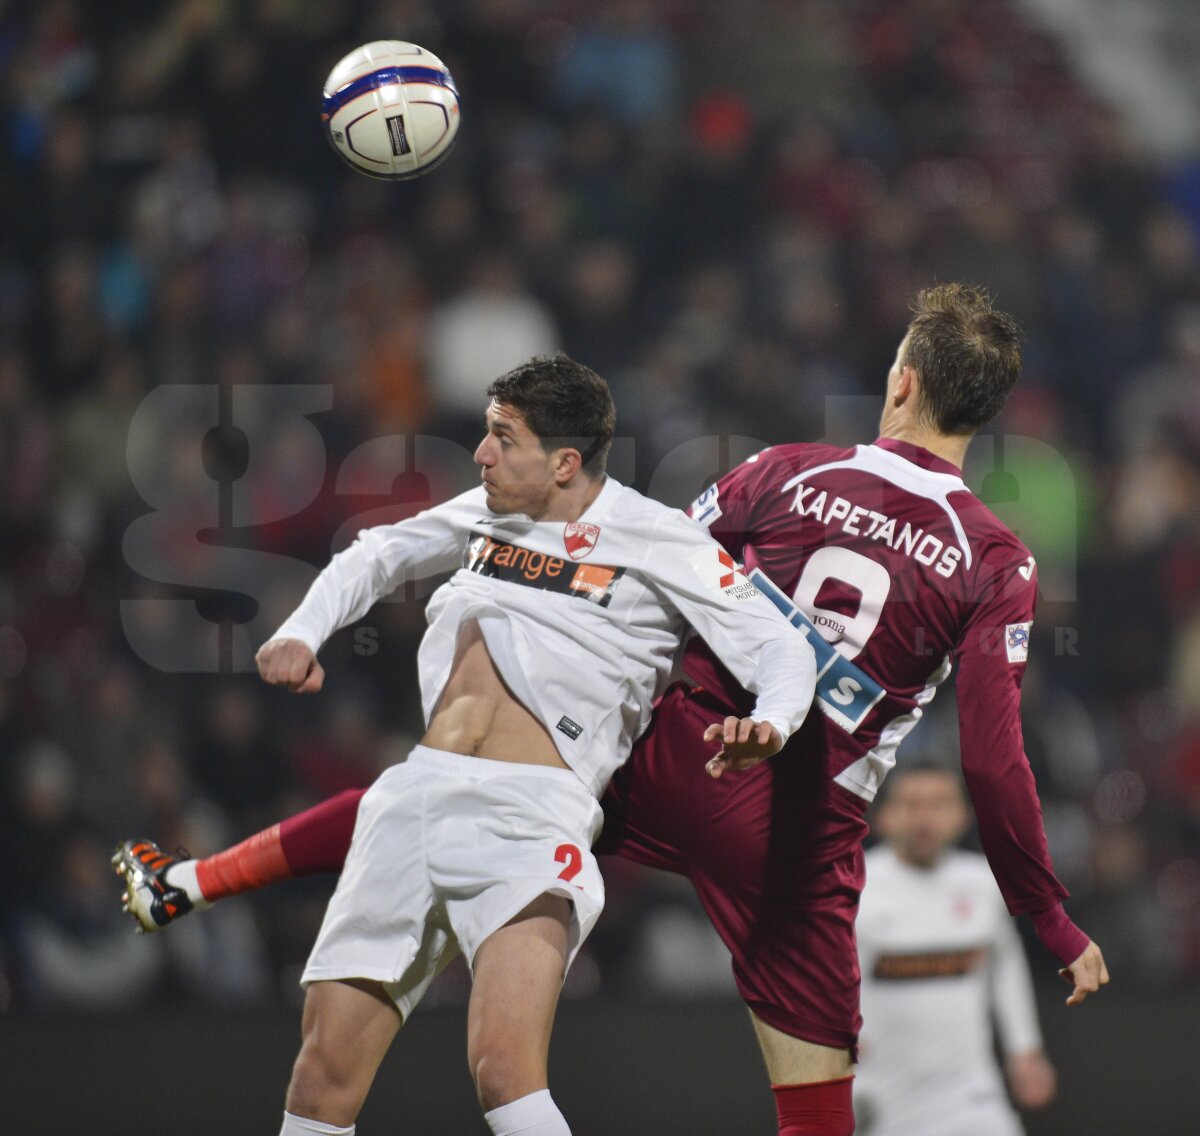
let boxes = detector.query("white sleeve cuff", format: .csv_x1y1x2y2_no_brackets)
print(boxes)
752,713,792,748
266,621,324,656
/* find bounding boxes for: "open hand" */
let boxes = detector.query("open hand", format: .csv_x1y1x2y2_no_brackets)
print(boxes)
703,716,783,778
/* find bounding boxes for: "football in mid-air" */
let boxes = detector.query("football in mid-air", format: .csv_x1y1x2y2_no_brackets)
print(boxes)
321,40,460,180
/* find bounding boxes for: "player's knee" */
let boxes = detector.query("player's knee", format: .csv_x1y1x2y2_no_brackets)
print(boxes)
288,1039,362,1121
470,1047,543,1114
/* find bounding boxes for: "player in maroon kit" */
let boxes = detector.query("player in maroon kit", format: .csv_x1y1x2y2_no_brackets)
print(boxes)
116,284,1107,1136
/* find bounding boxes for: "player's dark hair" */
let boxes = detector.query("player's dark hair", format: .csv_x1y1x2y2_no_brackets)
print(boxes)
903,284,1022,436
487,353,616,477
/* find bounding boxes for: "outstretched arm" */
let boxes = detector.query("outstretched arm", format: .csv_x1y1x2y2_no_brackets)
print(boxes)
267,489,478,658
955,550,1107,998
646,509,818,762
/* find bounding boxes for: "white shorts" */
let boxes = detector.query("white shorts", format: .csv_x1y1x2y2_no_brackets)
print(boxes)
302,745,606,1019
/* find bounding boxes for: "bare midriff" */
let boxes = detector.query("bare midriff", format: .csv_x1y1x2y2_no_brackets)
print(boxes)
421,618,566,769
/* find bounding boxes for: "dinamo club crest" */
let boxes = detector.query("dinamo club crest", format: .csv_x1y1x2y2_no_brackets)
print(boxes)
564,521,600,560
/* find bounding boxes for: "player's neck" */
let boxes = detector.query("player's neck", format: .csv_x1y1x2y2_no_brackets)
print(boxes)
532,473,607,523
879,424,970,471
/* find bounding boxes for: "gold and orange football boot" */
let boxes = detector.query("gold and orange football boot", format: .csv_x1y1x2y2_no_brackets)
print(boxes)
111,839,195,933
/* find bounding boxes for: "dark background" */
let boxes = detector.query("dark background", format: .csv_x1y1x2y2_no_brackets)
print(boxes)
3,989,1195,1134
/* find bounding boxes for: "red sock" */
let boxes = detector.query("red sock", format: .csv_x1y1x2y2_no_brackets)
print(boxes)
195,824,290,901
772,1077,855,1136
194,788,366,901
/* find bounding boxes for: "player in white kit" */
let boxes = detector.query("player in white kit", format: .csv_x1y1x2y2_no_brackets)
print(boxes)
255,355,818,1136
854,763,1057,1136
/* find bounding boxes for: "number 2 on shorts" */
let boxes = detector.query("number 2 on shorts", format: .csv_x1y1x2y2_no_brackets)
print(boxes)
554,842,583,884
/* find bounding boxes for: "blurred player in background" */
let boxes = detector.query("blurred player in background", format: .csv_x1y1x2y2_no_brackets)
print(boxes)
117,284,1107,1136
854,762,1057,1136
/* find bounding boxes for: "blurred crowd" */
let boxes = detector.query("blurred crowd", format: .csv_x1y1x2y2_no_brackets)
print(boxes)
1,0,1199,1013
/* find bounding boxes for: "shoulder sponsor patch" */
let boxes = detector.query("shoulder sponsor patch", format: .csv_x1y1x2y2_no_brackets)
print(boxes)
464,532,623,607
688,484,722,527
689,546,760,602
1005,621,1032,663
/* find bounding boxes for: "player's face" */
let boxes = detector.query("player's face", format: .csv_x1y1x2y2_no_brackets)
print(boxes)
877,771,970,868
475,400,558,518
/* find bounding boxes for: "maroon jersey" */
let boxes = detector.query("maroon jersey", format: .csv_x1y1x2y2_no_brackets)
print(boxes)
682,437,1066,916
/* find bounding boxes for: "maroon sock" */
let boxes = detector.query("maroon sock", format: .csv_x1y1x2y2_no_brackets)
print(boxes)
772,1077,856,1136
278,787,367,876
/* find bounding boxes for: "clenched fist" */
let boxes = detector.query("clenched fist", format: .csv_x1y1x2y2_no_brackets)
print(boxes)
255,638,325,694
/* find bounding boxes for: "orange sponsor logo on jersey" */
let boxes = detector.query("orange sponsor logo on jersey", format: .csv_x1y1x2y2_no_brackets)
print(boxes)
568,563,616,597
466,531,624,607
472,536,565,582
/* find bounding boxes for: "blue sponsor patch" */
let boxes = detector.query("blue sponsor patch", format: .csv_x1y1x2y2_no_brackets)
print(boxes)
748,568,887,733
689,484,722,527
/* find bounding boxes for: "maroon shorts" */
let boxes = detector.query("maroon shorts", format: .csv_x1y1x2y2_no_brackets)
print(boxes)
597,683,869,1052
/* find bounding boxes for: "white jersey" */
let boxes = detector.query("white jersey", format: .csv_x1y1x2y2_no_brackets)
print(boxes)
855,846,1042,1136
271,476,817,797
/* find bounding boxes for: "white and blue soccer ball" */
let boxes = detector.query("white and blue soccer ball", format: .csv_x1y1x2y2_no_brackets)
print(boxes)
321,41,460,180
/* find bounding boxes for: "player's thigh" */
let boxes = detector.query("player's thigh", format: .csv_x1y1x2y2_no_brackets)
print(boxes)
615,718,864,1055
690,844,864,1053
467,894,573,1087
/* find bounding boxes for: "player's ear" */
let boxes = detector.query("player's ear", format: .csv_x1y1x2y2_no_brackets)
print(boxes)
895,364,918,404
552,445,583,486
